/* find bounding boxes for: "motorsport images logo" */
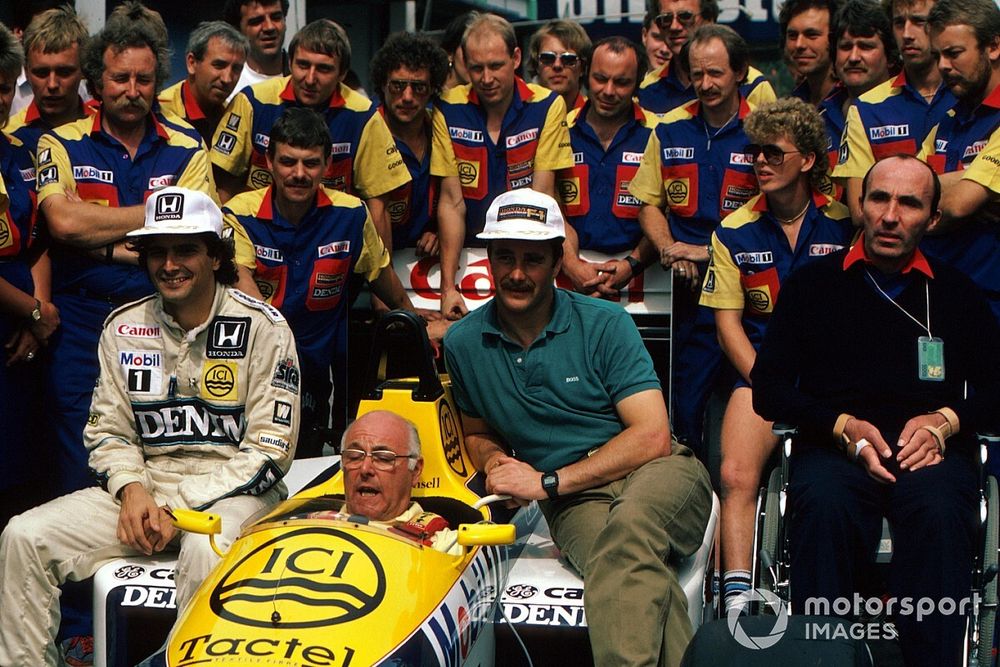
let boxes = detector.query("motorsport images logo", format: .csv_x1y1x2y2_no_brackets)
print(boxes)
727,589,789,650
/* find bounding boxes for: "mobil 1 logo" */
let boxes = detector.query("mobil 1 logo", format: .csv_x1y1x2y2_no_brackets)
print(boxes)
207,317,250,358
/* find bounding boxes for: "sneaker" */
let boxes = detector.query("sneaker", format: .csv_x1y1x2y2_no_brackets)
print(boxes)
60,635,94,667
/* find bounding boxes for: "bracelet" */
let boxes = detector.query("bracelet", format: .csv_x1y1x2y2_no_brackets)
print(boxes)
919,424,947,454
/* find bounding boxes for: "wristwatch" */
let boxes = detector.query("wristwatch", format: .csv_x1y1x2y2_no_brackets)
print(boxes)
541,471,560,500
30,299,42,323
625,255,643,276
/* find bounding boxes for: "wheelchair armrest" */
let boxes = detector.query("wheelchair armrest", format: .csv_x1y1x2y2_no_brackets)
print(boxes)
772,423,799,438
977,432,1000,446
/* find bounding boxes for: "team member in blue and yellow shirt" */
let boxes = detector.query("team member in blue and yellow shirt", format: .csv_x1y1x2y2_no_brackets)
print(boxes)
36,3,215,497
158,22,248,146
370,32,449,255
431,12,573,320
781,0,838,106
701,98,853,614
637,0,775,114
558,37,659,296
224,109,418,457
211,19,410,246
917,0,1000,322
833,0,952,222
630,26,759,455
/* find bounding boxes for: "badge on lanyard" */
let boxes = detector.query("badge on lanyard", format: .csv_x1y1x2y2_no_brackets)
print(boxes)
918,336,945,381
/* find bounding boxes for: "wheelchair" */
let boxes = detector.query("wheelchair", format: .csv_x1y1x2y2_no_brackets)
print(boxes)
751,426,1000,667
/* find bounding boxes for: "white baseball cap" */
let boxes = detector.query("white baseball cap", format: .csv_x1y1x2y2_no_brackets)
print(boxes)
127,187,223,238
477,188,566,241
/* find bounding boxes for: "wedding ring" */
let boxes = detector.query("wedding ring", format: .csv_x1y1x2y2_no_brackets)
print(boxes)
26,351,35,361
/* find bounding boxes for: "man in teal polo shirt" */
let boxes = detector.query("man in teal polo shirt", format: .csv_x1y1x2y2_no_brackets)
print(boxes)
443,188,712,667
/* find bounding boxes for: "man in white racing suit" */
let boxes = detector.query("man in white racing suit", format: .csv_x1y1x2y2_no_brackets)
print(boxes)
0,187,301,666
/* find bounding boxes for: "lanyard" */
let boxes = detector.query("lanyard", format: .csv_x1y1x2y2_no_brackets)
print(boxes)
864,268,932,337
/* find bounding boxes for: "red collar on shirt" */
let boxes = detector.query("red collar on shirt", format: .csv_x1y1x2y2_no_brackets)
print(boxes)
255,185,333,220
279,78,346,109
181,81,207,120
842,239,934,277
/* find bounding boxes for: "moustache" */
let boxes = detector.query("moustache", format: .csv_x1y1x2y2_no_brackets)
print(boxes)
108,95,151,114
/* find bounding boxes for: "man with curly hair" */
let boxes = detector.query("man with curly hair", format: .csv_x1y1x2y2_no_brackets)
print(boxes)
700,98,853,611
370,32,449,254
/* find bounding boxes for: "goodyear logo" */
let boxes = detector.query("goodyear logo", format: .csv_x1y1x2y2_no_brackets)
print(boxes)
439,401,467,476
869,124,909,140
662,147,694,160
666,179,689,205
450,127,483,142
457,161,478,186
202,362,237,401
73,166,114,183
210,527,386,628
506,128,538,148
622,151,643,164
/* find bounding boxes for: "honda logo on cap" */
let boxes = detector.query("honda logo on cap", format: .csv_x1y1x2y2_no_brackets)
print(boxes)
155,193,185,221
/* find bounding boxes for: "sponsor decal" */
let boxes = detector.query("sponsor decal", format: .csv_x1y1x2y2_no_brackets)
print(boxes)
206,317,250,359
210,527,386,628
838,140,849,165
229,290,284,321
37,165,58,187
249,166,272,189
88,412,99,426
330,142,351,155
666,179,689,204
869,124,909,140
272,357,300,394
0,220,9,248
572,151,584,164
734,251,774,264
616,193,640,207
120,351,163,394
545,586,584,599
254,132,270,148
318,240,350,257
148,175,175,190
662,146,695,160
506,128,539,148
413,477,440,489
964,140,987,160
457,161,478,186
388,200,407,224
559,179,579,203
214,132,236,155
116,323,161,338
508,158,533,174
133,400,246,446
730,152,754,165
120,585,176,609
72,166,114,183
496,203,547,224
703,270,716,292
510,174,533,188
37,148,51,165
748,290,769,310
622,151,643,164
174,635,354,667
225,114,241,131
450,127,484,142
809,243,844,256
935,139,948,153
505,584,538,599
201,362,238,401
154,192,184,221
503,603,588,626
272,401,292,426
259,432,290,454
19,167,35,183
439,401,466,476
114,565,145,579
254,244,283,261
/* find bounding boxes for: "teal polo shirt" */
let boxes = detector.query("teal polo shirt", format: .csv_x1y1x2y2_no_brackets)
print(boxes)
443,289,661,472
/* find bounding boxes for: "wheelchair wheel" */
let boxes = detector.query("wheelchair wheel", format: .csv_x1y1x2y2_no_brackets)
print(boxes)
758,466,783,595
978,476,998,667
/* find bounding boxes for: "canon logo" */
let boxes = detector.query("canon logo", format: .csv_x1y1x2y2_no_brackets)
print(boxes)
116,324,161,338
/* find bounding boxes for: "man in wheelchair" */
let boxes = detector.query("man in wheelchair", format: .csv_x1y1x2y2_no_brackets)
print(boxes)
750,155,1000,667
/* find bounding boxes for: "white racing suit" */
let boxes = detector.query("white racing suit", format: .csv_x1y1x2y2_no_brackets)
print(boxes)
0,285,301,666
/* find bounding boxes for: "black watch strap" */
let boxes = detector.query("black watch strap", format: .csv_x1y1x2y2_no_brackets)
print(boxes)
625,255,643,275
541,471,560,500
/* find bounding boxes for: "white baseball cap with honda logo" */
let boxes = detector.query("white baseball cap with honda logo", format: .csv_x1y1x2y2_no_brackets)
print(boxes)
127,187,223,238
477,188,566,241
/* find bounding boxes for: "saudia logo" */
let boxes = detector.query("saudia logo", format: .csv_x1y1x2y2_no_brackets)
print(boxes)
132,400,246,446
210,527,386,628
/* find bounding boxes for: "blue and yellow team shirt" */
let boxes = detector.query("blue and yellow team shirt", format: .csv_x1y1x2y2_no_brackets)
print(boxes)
0,134,39,295
918,85,1000,316
701,190,853,347
430,77,574,240
834,72,955,181
637,61,776,115
211,78,410,198
36,108,214,301
557,102,658,253
379,107,437,250
818,84,849,170
158,80,217,145
223,185,390,373
629,97,758,245
5,98,99,193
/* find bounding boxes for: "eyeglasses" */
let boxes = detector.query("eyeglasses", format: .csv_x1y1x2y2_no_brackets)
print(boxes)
744,144,802,166
341,448,417,470
386,79,430,95
537,51,581,68
653,11,701,29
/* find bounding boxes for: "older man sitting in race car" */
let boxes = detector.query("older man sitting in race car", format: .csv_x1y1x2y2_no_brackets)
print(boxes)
308,410,462,554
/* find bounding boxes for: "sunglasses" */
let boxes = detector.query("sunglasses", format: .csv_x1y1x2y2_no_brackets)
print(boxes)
744,144,802,166
538,51,581,67
387,79,430,95
653,10,701,29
